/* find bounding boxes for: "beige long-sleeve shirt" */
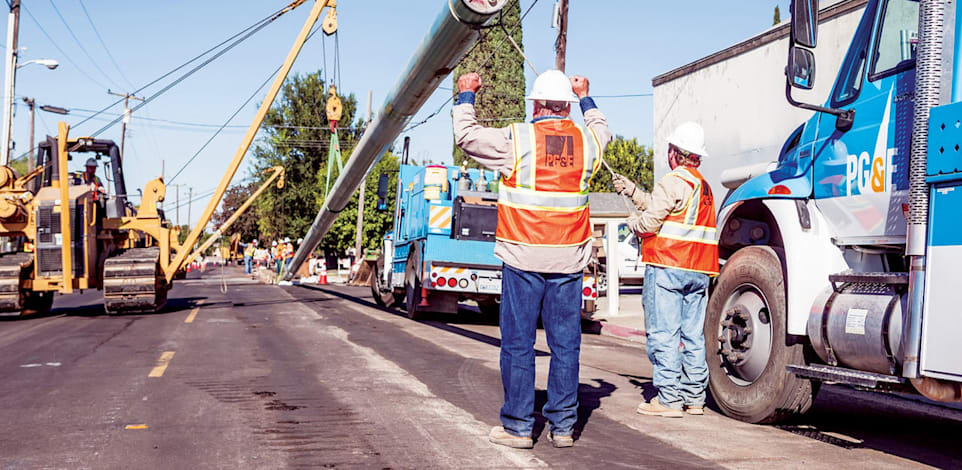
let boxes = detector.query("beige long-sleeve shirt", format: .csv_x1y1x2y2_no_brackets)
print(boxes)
626,170,696,236
453,95,612,274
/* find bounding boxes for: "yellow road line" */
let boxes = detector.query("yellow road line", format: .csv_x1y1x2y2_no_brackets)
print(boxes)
125,424,148,430
148,351,176,378
184,307,200,324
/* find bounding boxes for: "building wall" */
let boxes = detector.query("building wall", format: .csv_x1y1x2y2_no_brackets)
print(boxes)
652,1,867,200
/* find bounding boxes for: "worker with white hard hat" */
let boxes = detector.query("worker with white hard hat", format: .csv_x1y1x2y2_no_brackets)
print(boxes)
453,69,612,449
612,121,719,418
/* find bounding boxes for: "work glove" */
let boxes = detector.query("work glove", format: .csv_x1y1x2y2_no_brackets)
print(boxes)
612,173,636,197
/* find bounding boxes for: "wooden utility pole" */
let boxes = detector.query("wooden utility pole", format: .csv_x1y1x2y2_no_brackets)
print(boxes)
187,187,193,229
354,90,372,259
22,96,33,168
554,0,569,72
1,0,21,165
107,90,145,161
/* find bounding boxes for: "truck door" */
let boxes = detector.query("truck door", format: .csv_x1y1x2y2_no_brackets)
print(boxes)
811,0,916,243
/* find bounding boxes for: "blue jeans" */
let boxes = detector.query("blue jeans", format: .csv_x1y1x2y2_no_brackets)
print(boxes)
244,255,252,274
499,263,582,437
643,264,710,409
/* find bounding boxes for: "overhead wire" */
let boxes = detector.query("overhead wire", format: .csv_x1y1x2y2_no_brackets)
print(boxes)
77,0,135,89
21,5,110,90
168,22,330,184
47,0,121,89
69,2,293,131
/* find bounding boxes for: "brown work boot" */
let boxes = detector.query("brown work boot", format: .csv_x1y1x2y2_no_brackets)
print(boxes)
547,432,574,448
636,398,684,418
684,405,704,415
488,426,533,449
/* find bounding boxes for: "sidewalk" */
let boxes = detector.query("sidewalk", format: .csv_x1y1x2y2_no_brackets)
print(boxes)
588,287,647,345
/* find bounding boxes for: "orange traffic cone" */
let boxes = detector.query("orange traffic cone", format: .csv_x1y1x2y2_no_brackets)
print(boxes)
318,259,328,285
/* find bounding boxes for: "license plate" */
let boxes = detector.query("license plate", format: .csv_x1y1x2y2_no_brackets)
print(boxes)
478,277,501,293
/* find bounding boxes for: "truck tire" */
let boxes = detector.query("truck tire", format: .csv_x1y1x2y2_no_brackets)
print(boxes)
370,252,395,308
404,242,425,320
705,246,817,424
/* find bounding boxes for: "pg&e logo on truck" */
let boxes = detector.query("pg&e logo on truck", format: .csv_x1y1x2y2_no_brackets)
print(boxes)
845,147,898,196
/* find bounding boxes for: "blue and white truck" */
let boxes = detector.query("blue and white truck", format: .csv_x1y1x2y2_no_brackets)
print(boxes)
370,163,504,319
693,0,962,423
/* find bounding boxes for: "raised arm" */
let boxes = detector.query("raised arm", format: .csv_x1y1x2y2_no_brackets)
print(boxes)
452,72,514,178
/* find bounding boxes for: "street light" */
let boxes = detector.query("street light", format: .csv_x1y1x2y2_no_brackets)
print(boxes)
16,58,58,70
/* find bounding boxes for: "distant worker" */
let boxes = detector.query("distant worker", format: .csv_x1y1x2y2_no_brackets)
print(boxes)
283,237,295,271
272,240,281,274
454,69,612,449
244,240,257,275
612,121,719,418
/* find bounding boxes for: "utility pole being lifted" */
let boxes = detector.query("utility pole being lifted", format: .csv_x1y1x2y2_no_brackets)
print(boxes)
354,90,372,260
1,0,20,166
107,90,145,161
553,0,568,73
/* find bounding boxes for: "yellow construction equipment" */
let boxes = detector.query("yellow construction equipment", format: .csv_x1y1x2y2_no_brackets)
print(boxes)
0,0,335,316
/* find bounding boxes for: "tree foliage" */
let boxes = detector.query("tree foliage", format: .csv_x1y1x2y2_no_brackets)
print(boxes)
773,5,781,26
243,71,398,255
451,0,525,168
588,136,654,194
212,181,260,243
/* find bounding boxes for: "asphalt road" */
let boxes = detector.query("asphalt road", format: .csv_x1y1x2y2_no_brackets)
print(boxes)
0,267,959,469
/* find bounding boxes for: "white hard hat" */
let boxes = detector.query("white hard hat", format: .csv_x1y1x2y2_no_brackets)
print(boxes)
283,237,291,243
668,121,708,158
297,238,303,244
85,157,98,167
272,241,277,246
526,70,579,103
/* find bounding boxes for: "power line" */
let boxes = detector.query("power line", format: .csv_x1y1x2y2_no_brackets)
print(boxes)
47,0,120,88
70,2,293,130
77,0,135,89
21,4,110,90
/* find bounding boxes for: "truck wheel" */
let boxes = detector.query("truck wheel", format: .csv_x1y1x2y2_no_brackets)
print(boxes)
370,252,395,308
404,242,425,320
705,246,817,424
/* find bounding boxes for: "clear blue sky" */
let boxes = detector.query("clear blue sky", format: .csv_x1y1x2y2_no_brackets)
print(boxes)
3,0,791,228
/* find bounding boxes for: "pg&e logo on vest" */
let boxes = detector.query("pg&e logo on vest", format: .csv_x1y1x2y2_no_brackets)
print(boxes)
544,135,575,168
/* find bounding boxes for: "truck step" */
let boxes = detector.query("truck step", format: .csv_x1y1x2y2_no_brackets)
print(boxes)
786,364,904,389
828,271,908,286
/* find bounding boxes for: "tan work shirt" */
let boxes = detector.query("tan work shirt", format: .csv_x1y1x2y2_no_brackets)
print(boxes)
453,100,612,274
626,170,696,236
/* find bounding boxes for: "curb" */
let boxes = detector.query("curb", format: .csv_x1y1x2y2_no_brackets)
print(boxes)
599,321,646,344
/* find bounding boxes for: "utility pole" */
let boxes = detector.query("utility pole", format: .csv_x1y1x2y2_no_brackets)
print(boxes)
354,90,372,259
107,90,145,161
1,0,20,165
553,0,569,73
22,96,33,168
187,187,193,229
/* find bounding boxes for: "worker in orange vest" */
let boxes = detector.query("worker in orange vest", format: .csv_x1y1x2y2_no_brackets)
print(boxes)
454,69,612,449
613,121,719,418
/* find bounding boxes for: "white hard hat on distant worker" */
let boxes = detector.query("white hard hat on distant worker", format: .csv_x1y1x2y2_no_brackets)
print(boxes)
85,157,98,167
525,70,579,103
668,121,708,158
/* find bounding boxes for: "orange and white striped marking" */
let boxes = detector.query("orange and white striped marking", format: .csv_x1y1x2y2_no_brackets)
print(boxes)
429,205,452,229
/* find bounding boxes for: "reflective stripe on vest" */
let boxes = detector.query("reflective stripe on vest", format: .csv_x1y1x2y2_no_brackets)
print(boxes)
641,167,720,276
498,118,601,247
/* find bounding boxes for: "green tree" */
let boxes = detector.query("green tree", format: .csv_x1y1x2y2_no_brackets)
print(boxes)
322,152,400,253
249,71,361,248
773,5,781,26
212,181,260,243
589,136,654,194
451,0,525,168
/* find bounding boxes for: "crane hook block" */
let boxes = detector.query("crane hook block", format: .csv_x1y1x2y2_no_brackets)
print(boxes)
322,0,338,35
326,85,343,123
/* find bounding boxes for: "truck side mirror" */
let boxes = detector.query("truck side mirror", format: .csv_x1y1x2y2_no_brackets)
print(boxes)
376,173,389,211
789,46,816,90
791,0,818,48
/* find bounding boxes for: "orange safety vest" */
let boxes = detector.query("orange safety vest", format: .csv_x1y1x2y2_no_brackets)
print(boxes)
497,117,602,247
641,167,719,276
